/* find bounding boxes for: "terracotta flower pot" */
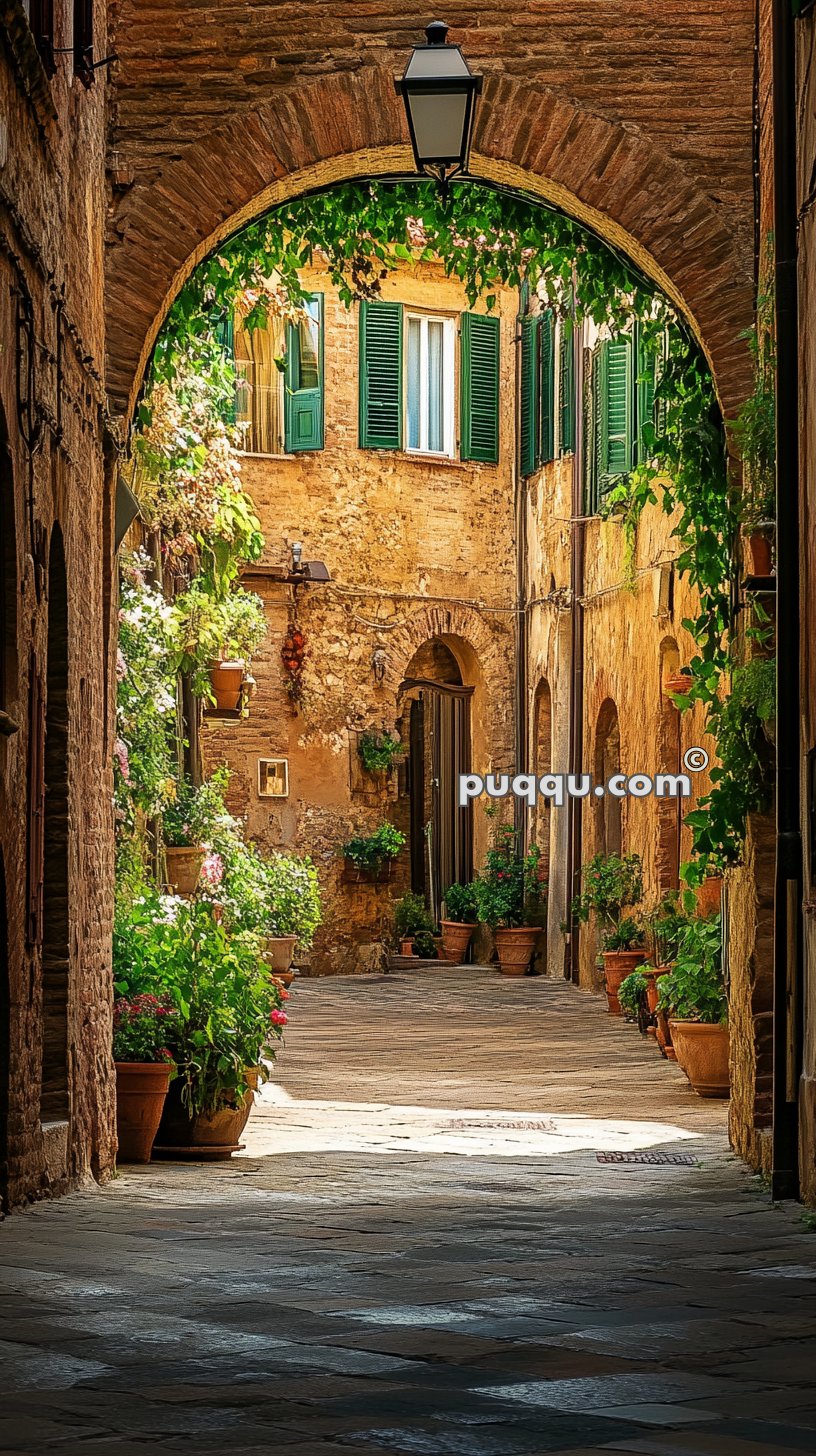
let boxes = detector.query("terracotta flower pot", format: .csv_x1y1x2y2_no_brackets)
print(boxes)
664,671,693,700
399,937,415,956
669,1020,730,1098
208,659,245,712
645,966,670,1017
494,926,539,976
342,857,394,884
602,949,647,1015
655,1007,677,1059
263,935,297,974
153,1068,260,1160
696,875,723,917
440,920,476,964
115,1061,173,1164
164,845,204,896
745,529,773,576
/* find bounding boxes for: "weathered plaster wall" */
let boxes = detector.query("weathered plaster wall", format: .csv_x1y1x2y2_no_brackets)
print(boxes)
0,3,117,1209
203,266,518,975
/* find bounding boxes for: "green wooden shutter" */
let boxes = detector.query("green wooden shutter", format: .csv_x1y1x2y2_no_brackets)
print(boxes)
461,313,500,464
540,311,555,465
359,300,403,450
598,334,633,497
284,294,324,452
635,325,656,464
216,313,236,425
585,343,604,515
519,314,539,476
559,318,575,455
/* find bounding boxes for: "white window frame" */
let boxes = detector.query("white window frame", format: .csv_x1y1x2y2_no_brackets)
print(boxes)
404,312,456,459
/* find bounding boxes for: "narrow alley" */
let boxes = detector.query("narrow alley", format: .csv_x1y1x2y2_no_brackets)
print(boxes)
2,970,815,1455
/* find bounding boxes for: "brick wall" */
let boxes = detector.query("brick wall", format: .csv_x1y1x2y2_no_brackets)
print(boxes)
0,2,117,1209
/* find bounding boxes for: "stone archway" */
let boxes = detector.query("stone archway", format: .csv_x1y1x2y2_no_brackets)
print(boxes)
106,64,755,421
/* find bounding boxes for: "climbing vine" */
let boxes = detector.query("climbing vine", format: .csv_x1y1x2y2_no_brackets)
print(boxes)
139,178,765,871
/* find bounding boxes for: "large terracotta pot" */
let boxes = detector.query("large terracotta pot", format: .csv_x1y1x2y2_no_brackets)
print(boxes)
655,1007,677,1059
696,875,723,917
115,1061,173,1163
669,1020,730,1098
263,935,297,974
644,966,671,1017
153,1068,260,1160
164,845,204,896
440,920,476,964
602,949,647,1015
494,926,539,976
208,660,245,712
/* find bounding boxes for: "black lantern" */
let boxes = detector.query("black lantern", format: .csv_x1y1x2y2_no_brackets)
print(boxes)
395,21,483,197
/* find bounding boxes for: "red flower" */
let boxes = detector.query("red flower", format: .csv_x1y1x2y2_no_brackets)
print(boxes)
270,1009,288,1027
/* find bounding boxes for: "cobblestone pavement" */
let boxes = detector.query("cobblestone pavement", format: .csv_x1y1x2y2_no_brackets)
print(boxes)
2,968,816,1455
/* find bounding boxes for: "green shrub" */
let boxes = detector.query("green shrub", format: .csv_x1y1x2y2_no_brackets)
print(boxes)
443,882,479,924
358,730,405,774
619,969,649,1020
657,914,727,1024
474,825,544,931
605,916,645,951
342,823,406,872
394,893,434,941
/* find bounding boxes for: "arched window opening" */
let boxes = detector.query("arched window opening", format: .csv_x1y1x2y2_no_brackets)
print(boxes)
40,527,70,1124
594,698,621,858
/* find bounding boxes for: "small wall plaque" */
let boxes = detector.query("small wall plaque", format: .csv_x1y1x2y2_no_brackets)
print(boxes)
258,758,289,798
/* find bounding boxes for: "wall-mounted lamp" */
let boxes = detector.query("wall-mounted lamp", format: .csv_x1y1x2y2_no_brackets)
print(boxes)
395,20,483,199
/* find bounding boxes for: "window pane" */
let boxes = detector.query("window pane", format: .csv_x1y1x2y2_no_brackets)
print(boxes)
407,317,421,450
234,319,285,453
427,319,444,453
296,301,320,391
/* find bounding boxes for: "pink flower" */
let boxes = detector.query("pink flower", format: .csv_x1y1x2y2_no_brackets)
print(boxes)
114,737,131,783
200,851,224,888
116,649,127,682
270,1009,288,1027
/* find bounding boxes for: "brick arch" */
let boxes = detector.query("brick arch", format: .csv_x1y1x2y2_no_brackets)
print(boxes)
382,603,499,705
106,70,753,421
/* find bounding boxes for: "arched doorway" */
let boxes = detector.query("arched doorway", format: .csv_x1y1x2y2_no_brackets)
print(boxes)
594,698,622,858
399,639,473,923
41,527,70,1125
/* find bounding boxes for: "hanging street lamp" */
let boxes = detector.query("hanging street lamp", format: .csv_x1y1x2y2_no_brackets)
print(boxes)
395,20,483,199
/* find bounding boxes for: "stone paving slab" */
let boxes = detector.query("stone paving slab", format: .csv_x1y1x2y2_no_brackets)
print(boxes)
1,968,816,1453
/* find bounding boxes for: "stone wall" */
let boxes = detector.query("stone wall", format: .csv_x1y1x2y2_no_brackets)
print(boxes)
0,3,117,1208
203,265,518,975
728,812,776,1175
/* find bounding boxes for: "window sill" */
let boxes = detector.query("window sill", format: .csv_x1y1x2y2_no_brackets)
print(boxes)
1,1,58,123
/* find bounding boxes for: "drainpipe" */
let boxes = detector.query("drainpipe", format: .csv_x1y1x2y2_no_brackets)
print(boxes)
771,0,803,1200
514,290,529,845
565,317,586,984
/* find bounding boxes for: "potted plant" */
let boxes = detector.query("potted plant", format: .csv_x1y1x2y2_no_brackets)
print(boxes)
394,892,436,960
341,823,406,883
601,917,647,1016
358,729,405,775
736,302,775,577
440,882,479,963
657,913,729,1097
162,779,206,895
619,968,650,1031
474,825,544,975
113,994,177,1163
572,853,644,1012
681,857,725,919
260,853,322,981
641,890,695,1044
114,890,287,1158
